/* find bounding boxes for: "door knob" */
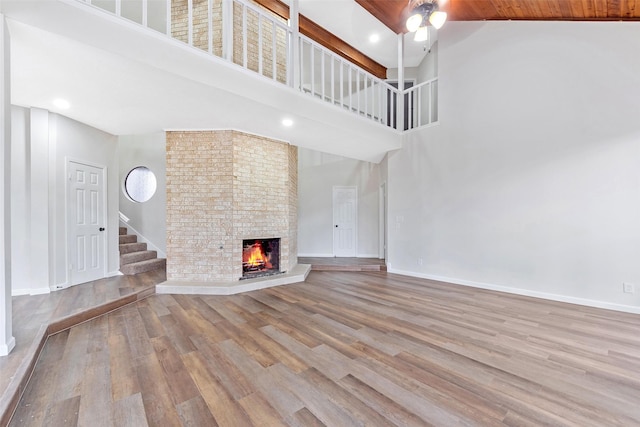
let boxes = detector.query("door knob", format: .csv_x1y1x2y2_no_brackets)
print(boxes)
99,227,105,231
335,225,338,228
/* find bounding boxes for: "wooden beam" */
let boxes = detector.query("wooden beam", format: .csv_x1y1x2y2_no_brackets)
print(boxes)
254,0,289,19
253,0,387,79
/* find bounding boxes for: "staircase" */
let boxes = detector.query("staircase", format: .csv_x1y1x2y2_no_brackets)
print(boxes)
119,226,166,275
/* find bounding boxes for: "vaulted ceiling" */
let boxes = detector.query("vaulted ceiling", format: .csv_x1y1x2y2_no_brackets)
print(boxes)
356,0,640,34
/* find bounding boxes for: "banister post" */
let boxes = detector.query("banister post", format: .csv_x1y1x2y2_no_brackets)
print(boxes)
289,0,300,89
397,33,405,131
0,14,15,357
222,0,234,62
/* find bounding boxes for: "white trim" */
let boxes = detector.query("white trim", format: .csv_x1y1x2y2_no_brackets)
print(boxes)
0,337,15,357
358,253,380,258
12,286,50,296
387,268,640,315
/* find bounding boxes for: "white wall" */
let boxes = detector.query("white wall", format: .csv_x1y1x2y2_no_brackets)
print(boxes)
117,132,166,255
388,21,640,313
53,114,120,286
11,107,119,294
298,148,380,257
416,41,437,83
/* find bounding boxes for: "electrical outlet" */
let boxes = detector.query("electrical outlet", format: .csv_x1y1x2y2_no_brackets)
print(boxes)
417,258,424,266
623,283,635,294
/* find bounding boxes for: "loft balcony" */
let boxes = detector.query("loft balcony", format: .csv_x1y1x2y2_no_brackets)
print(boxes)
1,0,438,162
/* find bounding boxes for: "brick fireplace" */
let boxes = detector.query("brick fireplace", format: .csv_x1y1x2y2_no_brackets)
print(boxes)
165,130,298,284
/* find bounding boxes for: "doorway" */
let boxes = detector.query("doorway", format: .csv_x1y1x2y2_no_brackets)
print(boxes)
387,80,415,131
333,186,357,257
67,160,107,287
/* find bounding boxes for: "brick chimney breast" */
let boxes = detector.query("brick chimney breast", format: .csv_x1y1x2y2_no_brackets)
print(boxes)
166,130,298,283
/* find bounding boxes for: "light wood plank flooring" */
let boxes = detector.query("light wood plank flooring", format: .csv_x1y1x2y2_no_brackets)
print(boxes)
1,270,166,427
9,271,640,426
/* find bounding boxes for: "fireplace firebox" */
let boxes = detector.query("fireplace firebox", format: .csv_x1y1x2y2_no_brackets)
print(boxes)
241,238,281,279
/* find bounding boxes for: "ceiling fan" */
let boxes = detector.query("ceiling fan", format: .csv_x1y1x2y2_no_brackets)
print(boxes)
405,0,447,41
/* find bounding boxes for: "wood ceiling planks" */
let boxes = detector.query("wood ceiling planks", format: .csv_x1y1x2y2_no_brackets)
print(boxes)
358,0,640,33
354,0,410,34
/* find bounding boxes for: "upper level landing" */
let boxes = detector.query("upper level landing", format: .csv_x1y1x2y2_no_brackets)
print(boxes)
2,0,438,162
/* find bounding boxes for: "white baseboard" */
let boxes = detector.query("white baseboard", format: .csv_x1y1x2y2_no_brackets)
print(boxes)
107,270,123,277
0,336,16,356
387,268,640,315
12,287,51,296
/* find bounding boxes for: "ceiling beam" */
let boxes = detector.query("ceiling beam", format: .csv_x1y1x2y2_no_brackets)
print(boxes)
253,0,387,79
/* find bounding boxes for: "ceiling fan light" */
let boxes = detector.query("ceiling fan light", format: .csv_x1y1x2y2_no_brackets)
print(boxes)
429,10,447,29
414,25,429,42
406,13,423,32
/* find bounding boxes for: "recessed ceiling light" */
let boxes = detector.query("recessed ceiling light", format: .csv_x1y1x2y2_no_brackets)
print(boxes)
52,98,70,109
369,34,380,43
282,118,293,127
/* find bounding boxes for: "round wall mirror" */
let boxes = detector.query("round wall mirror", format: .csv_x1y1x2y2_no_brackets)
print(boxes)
124,166,157,203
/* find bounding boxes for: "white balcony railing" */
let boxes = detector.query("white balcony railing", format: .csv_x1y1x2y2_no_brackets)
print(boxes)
77,0,437,131
297,34,399,127
406,78,438,129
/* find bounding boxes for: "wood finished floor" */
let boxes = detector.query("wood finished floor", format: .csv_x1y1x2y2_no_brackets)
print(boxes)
1,270,166,427
9,271,640,426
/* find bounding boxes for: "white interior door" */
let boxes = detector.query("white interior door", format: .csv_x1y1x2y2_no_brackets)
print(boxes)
333,186,357,257
68,160,106,286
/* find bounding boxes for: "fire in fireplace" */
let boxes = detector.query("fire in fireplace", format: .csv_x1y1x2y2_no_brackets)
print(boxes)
241,238,281,279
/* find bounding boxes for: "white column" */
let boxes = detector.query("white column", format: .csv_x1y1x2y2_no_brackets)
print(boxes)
397,33,405,131
0,14,15,357
289,0,300,89
28,108,51,294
